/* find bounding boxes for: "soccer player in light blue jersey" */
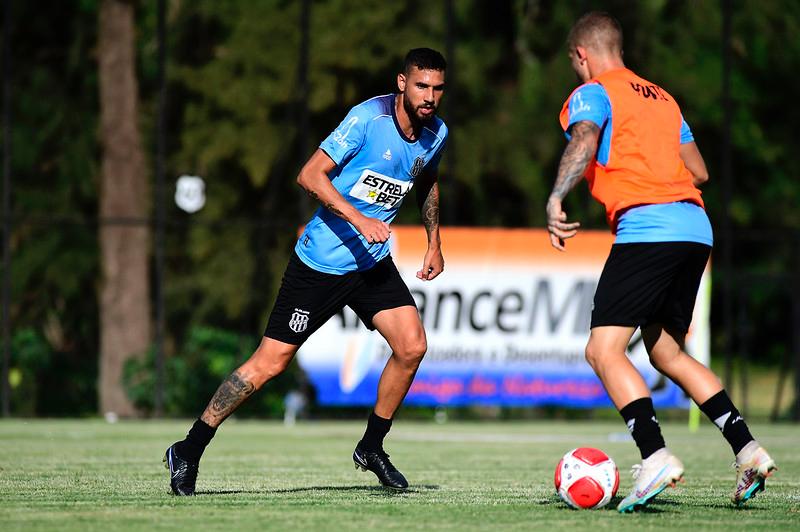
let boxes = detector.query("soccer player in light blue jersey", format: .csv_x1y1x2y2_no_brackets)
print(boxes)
165,48,448,495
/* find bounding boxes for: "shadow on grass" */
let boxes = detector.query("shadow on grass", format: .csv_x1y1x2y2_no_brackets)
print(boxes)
690,500,767,512
192,484,440,497
269,484,440,496
537,497,628,512
195,490,261,496
195,484,439,497
611,497,681,514
607,497,765,514
537,495,681,513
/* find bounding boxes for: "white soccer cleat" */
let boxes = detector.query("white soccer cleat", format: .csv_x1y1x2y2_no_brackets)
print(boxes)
732,440,776,506
616,448,684,513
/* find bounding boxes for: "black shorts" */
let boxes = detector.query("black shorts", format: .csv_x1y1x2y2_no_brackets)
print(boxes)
264,251,417,345
591,242,711,333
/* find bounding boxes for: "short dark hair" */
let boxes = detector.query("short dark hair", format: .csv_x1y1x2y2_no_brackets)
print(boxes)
403,48,447,74
568,11,623,55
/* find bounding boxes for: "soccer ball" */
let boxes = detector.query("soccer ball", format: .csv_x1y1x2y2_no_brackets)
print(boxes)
554,447,619,509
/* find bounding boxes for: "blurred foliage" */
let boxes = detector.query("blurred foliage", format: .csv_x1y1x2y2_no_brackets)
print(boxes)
123,325,299,417
2,0,799,415
9,326,95,416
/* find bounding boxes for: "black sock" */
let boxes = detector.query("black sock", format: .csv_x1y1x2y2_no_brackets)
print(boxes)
619,397,666,460
699,390,754,455
358,412,392,451
174,418,217,463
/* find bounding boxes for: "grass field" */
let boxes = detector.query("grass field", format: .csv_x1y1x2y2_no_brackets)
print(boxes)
1,419,798,530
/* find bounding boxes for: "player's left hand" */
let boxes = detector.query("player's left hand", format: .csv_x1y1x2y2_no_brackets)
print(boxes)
546,196,580,251
417,246,444,281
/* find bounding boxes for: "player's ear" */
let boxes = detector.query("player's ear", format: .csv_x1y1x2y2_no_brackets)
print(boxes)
575,46,588,63
397,72,406,92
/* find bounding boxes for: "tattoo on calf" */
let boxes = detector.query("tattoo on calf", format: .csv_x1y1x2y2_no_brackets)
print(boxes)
203,370,256,425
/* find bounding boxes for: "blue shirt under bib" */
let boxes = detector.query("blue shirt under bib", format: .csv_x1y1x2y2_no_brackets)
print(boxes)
615,202,713,245
566,83,711,245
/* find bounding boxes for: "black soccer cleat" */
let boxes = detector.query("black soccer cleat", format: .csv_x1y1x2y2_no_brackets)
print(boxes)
163,444,199,496
353,444,409,490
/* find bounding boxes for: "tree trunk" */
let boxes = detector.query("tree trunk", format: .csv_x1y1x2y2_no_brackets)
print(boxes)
97,0,151,417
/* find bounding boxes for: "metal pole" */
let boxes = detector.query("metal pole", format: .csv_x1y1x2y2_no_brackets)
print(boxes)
1,0,12,417
154,0,166,416
721,0,734,391
794,236,800,421
296,0,311,219
736,285,749,417
444,0,456,225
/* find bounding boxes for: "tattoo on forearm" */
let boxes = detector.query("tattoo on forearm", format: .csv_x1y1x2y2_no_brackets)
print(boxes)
421,183,440,236
202,370,256,426
551,121,599,200
303,187,344,217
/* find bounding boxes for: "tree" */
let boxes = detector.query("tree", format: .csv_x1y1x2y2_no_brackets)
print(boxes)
97,0,150,416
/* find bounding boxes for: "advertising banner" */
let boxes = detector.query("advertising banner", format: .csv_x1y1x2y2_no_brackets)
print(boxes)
297,227,709,408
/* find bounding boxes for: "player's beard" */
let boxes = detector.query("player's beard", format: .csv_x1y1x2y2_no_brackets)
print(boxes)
403,93,436,125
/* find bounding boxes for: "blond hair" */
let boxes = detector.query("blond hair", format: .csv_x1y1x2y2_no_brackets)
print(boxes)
567,11,623,55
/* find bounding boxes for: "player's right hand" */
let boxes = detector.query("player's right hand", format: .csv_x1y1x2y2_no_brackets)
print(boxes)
546,196,580,251
355,216,391,244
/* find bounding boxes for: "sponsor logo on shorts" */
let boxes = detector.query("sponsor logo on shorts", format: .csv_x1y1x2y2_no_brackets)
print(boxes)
349,169,413,209
289,308,310,333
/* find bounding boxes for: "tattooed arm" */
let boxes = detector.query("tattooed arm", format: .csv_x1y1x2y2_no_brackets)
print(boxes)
546,120,600,251
415,169,443,280
200,370,256,427
297,149,390,244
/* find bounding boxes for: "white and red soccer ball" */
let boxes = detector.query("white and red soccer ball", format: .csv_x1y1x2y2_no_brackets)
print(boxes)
554,447,619,509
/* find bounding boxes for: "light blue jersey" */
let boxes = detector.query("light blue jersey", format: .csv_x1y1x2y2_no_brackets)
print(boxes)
566,83,711,245
295,94,448,274
615,202,713,245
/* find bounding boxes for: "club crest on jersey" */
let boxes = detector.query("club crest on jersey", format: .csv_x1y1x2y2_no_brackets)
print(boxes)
289,308,310,333
410,156,425,178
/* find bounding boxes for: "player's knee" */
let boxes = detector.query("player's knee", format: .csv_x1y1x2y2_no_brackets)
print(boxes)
246,346,294,382
248,360,289,387
648,345,680,373
395,335,427,368
266,356,292,378
584,342,603,370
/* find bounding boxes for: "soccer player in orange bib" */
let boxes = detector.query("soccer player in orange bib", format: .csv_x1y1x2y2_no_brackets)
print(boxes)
546,12,776,512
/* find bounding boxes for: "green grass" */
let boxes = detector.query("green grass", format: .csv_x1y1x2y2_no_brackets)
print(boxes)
0,419,798,531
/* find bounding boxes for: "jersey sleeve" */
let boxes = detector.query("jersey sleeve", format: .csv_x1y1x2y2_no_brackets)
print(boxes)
564,83,611,140
424,125,448,174
679,115,695,144
319,106,369,166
